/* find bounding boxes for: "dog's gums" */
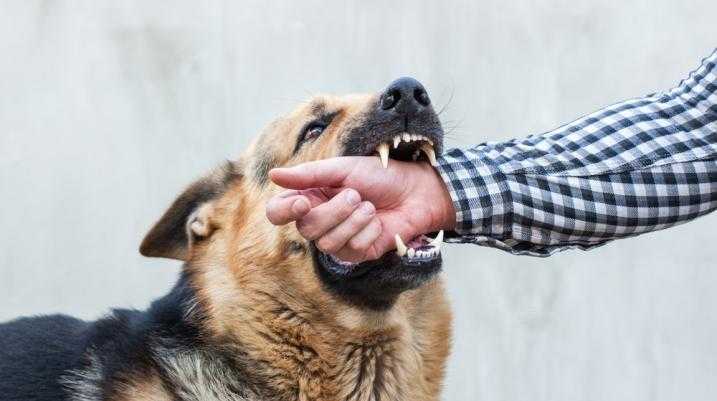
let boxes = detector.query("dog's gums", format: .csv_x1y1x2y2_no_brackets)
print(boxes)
395,230,443,259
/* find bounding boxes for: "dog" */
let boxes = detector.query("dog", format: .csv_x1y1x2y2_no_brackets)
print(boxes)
0,77,452,401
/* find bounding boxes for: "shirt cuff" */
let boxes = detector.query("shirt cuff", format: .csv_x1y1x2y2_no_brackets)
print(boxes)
435,147,513,238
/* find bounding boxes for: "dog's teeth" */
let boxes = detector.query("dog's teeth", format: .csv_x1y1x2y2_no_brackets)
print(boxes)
377,142,389,169
407,248,416,258
393,135,401,149
395,234,407,257
411,134,418,141
427,139,434,146
412,150,420,161
402,133,411,142
421,144,438,166
429,230,444,252
430,230,444,244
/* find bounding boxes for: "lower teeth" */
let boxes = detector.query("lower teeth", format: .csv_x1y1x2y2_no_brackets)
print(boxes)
395,231,443,259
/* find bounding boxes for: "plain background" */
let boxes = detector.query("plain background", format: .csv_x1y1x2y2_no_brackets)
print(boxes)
1,1,716,400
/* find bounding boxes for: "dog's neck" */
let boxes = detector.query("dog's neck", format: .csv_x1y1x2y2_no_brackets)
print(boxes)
182,266,442,401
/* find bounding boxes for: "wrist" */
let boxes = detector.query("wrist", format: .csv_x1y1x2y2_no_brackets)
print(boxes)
418,162,456,232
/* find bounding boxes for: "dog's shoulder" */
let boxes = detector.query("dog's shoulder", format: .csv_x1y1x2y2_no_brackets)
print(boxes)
0,314,89,401
0,277,196,401
0,273,260,401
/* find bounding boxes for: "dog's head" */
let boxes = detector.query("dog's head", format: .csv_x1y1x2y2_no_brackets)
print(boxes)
140,77,444,311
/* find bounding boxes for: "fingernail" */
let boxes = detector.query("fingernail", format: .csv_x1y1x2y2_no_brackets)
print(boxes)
359,201,375,215
345,189,360,205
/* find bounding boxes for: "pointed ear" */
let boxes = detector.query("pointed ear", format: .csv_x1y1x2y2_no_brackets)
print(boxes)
139,162,242,261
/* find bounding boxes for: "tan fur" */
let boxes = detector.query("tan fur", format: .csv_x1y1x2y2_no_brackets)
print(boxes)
137,94,452,400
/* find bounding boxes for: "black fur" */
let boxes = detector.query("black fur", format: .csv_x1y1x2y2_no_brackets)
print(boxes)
312,245,442,311
0,272,221,401
0,315,88,400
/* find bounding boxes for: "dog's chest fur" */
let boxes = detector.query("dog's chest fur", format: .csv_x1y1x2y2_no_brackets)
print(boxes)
153,335,419,401
61,323,424,401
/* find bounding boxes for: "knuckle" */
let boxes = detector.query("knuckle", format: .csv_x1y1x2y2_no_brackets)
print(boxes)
337,203,357,217
295,221,317,240
347,237,370,252
350,210,371,226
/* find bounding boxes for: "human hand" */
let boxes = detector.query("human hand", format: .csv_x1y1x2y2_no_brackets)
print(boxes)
266,156,455,263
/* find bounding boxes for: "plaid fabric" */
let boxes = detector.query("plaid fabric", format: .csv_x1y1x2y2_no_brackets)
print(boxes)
436,49,717,256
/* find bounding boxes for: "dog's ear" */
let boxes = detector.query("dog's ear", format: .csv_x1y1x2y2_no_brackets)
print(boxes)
140,162,241,261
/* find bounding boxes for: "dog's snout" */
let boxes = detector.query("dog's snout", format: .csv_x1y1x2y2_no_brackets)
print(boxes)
380,77,431,116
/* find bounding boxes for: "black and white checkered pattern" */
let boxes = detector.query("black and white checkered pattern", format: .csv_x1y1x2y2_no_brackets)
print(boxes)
436,49,717,256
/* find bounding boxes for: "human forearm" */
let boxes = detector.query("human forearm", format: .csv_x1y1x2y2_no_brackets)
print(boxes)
437,48,717,256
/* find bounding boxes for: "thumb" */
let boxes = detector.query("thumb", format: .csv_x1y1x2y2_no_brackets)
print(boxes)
269,157,361,190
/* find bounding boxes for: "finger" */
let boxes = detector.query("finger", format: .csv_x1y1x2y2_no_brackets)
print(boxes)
265,194,311,225
295,188,361,240
275,189,332,207
274,189,301,199
269,157,365,190
370,226,418,261
315,202,375,254
333,217,383,263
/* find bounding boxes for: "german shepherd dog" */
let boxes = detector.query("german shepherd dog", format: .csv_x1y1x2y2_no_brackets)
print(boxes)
0,77,452,401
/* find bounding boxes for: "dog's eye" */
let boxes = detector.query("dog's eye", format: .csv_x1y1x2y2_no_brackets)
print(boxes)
302,123,326,142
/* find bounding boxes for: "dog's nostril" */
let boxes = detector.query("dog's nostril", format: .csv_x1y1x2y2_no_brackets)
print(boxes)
414,88,430,106
381,89,401,110
380,77,430,116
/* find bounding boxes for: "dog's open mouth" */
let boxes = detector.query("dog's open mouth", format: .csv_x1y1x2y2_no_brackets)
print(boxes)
315,130,443,280
373,132,438,168
322,230,443,272
310,78,445,306
394,230,443,261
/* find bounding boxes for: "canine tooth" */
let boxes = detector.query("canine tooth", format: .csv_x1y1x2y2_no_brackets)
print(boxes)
377,142,389,169
407,248,416,258
429,230,444,252
427,139,434,146
412,150,420,161
395,234,407,257
421,144,438,166
431,230,444,244
402,133,411,142
393,135,401,149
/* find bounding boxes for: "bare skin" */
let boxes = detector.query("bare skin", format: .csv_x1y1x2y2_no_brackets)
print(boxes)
266,156,456,263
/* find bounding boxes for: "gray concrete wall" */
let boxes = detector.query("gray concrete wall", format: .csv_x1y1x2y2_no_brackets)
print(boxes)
1,1,715,400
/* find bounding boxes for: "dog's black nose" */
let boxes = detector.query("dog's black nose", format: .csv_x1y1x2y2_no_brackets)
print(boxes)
380,77,431,116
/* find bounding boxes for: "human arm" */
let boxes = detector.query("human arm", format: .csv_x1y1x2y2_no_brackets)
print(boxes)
267,49,717,259
437,49,717,256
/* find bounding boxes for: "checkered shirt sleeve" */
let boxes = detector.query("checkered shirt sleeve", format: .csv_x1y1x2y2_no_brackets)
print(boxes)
436,49,717,256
